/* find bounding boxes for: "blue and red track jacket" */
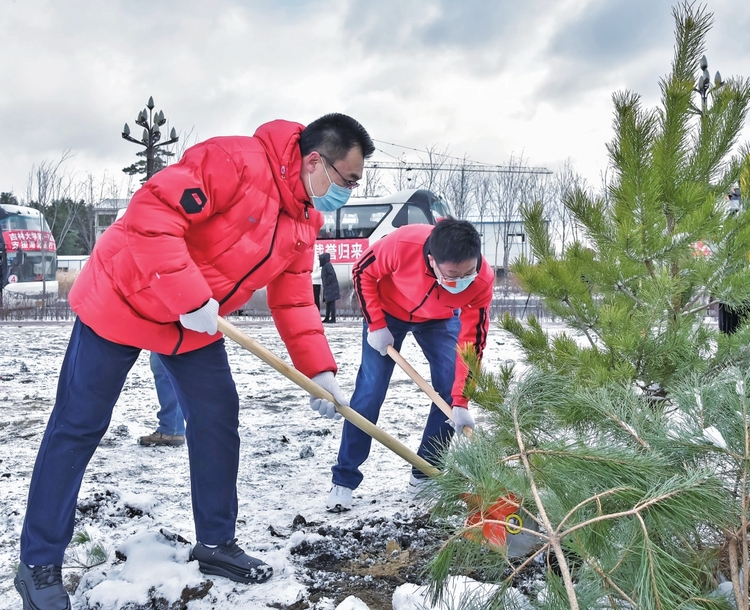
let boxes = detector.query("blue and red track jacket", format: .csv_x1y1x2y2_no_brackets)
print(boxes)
352,224,493,407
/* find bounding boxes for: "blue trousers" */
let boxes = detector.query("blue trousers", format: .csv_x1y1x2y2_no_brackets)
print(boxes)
150,351,185,436
331,312,460,490
20,318,240,565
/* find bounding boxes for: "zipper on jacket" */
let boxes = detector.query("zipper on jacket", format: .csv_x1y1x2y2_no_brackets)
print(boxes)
170,221,282,353
171,323,184,356
407,281,438,321
219,223,280,306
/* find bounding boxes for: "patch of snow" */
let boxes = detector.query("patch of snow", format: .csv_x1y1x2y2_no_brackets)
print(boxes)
392,575,532,610
0,319,528,609
703,425,728,450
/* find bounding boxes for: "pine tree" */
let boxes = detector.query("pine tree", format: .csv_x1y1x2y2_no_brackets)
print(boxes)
122,147,175,184
505,4,750,400
427,4,750,609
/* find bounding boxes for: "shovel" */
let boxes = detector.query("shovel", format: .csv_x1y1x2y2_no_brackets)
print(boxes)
216,317,438,478
386,345,472,438
217,318,539,557
385,344,541,558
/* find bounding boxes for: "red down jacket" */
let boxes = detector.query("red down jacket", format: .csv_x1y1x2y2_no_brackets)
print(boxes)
352,224,493,406
70,120,337,378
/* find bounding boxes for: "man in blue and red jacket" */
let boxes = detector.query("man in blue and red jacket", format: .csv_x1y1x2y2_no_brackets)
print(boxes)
327,218,494,512
15,113,374,610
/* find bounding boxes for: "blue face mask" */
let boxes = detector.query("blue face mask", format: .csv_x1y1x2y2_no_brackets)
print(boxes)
434,260,478,294
309,163,352,211
439,275,476,294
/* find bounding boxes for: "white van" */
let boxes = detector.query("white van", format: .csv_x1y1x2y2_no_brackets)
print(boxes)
315,188,452,290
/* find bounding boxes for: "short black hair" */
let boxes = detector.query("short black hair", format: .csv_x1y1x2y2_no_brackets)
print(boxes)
428,217,481,264
299,113,375,162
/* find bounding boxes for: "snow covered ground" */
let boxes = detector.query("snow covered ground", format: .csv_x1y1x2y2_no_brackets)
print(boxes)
0,317,525,609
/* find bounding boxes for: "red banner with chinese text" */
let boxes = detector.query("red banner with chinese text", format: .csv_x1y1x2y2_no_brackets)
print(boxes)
3,230,57,253
315,239,369,264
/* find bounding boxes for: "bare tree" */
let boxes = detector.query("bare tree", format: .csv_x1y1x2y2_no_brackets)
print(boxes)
546,160,586,250
473,174,493,225
524,170,552,261
414,145,449,193
77,171,122,253
441,155,476,219
360,167,386,198
375,154,415,192
489,154,535,294
25,151,86,252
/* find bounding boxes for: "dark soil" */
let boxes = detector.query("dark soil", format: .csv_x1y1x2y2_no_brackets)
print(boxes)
279,511,447,609
278,511,547,609
71,489,547,609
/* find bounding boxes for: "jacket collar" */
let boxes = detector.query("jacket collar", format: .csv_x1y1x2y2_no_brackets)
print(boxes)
422,235,437,279
253,119,312,220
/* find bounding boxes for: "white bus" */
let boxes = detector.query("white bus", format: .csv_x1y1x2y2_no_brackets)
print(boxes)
0,204,58,298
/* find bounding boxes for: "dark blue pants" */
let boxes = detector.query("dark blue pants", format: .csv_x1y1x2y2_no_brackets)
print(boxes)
331,312,460,490
150,351,185,436
20,318,240,565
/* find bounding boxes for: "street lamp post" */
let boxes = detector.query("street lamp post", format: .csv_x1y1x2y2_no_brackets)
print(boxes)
695,56,741,334
121,96,179,181
695,54,723,117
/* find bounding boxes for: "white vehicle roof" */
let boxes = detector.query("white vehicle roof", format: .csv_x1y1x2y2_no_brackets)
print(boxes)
0,204,43,218
348,188,442,206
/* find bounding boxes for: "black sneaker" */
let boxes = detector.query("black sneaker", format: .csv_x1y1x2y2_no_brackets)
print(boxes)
138,431,185,446
190,539,272,584
14,563,71,610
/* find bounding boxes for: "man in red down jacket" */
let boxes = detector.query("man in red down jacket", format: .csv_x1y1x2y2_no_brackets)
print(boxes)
14,113,374,609
326,219,494,512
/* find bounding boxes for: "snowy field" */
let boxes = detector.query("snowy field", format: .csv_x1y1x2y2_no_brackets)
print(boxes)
0,317,524,609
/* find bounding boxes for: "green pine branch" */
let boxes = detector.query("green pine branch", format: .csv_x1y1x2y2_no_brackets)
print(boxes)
427,3,750,608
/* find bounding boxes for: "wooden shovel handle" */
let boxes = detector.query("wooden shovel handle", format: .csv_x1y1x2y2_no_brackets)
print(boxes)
217,317,438,477
386,345,473,438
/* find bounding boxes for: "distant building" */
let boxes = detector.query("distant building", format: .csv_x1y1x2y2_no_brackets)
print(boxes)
57,255,89,272
467,218,537,273
94,198,130,242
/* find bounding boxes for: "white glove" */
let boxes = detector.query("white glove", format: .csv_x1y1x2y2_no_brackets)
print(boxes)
310,371,348,420
450,406,475,431
179,298,219,335
367,327,394,356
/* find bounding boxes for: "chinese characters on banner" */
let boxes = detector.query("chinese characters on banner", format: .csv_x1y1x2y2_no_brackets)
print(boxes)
315,238,369,264
3,230,57,252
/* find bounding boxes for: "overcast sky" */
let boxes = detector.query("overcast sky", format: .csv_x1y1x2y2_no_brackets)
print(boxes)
1,0,749,200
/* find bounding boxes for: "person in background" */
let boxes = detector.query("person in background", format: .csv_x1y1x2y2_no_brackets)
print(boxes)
111,209,187,447
718,187,746,334
327,219,494,512
139,352,186,446
312,252,322,313
15,113,374,610
12,247,24,279
320,252,341,323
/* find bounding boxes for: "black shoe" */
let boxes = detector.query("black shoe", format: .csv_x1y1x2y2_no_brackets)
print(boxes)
190,538,272,584
14,563,71,610
138,431,185,446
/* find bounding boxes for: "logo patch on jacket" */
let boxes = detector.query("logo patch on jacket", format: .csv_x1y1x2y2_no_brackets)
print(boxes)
180,188,207,214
